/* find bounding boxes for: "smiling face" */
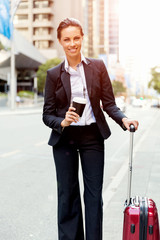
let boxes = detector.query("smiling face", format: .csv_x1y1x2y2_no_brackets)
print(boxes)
58,26,83,61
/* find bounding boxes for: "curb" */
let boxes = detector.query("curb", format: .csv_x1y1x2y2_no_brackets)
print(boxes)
0,108,42,116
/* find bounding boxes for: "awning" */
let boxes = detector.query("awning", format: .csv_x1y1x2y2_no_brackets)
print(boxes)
0,30,46,71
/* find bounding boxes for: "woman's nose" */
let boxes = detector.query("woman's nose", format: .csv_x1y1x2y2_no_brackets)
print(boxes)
70,40,75,46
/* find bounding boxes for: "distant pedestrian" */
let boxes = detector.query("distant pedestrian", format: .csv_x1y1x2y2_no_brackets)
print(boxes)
43,18,139,240
16,95,21,106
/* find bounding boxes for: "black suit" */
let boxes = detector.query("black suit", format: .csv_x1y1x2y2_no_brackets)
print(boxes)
43,58,126,240
43,58,126,146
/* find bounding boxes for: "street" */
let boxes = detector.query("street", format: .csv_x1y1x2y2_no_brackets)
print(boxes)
0,106,160,240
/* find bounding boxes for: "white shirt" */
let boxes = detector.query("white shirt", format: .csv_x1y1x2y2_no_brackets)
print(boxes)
64,53,96,126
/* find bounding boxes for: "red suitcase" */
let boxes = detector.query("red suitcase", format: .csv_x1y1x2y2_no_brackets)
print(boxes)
122,125,160,240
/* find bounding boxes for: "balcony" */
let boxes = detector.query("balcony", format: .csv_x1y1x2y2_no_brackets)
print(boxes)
33,21,53,28
14,20,29,28
16,8,29,15
33,7,53,15
33,34,53,41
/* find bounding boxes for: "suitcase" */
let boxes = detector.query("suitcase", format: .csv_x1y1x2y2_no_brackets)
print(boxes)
122,125,160,240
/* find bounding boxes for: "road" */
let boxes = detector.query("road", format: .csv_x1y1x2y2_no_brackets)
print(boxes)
0,105,160,240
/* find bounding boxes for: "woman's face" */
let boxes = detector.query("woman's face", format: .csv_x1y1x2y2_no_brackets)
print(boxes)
59,26,83,59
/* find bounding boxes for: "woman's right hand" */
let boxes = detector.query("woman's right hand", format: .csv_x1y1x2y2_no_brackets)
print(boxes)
61,107,79,127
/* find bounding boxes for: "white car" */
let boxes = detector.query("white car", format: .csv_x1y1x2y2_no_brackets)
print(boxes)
115,97,126,112
132,99,143,108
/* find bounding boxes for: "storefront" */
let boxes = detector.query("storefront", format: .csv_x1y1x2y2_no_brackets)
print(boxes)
0,30,46,93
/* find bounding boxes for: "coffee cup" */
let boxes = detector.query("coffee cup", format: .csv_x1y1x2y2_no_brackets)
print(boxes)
72,97,87,117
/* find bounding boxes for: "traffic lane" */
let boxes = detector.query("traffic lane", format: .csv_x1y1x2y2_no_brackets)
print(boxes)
0,107,159,240
0,106,157,155
0,111,127,240
0,146,57,240
103,107,160,240
0,114,58,239
103,107,159,188
0,107,158,192
0,113,50,153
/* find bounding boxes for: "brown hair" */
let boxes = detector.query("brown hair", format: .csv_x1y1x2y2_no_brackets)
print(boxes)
57,18,84,39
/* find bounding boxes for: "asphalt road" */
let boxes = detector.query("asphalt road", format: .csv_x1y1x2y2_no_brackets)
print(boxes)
0,105,159,240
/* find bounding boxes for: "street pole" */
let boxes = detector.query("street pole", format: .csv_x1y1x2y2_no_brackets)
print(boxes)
10,0,16,110
10,0,21,110
34,76,38,105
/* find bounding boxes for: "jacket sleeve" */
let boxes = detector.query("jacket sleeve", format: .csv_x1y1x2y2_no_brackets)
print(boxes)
100,60,127,130
42,70,64,134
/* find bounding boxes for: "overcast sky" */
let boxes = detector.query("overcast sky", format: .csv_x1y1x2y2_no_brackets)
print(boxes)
119,0,160,67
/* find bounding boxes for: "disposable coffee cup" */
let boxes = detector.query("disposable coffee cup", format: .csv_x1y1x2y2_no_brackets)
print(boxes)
72,97,87,117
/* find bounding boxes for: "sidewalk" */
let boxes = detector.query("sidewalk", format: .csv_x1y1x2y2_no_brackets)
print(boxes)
103,109,160,239
0,104,43,116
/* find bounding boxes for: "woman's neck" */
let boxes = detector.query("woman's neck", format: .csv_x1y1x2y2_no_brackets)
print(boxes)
67,55,81,70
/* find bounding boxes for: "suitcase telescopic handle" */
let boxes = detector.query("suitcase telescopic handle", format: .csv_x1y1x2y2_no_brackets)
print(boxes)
130,124,135,132
127,124,136,205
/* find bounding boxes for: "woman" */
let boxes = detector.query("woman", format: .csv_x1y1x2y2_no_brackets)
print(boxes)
43,18,139,240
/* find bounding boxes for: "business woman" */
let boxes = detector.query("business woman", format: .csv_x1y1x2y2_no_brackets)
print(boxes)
43,18,139,240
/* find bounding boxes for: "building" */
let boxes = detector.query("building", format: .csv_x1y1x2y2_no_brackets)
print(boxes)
107,0,119,65
0,30,46,93
14,0,56,59
14,0,84,59
83,0,107,58
53,0,83,58
14,0,110,60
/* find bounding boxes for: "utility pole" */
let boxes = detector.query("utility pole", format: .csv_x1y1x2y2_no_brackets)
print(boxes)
10,0,21,110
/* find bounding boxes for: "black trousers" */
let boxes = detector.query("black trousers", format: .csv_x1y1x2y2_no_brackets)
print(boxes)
53,123,104,240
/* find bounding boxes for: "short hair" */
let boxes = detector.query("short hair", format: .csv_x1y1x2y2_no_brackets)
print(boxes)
57,18,84,39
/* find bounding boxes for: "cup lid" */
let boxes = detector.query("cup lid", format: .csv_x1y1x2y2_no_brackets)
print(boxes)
73,97,87,104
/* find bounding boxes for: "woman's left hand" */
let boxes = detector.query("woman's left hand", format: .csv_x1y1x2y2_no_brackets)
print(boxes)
122,118,139,131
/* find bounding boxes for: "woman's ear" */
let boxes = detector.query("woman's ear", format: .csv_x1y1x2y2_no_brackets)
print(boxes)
58,39,61,45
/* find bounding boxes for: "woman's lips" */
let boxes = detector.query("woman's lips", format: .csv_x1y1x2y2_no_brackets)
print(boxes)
69,48,77,53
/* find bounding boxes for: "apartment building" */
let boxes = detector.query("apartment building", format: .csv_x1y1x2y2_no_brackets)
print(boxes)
83,0,107,58
14,0,120,62
14,0,84,59
108,0,119,63
14,0,57,59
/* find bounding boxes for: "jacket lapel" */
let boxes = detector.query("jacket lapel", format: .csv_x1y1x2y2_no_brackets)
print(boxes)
61,62,71,103
60,59,93,102
83,60,93,97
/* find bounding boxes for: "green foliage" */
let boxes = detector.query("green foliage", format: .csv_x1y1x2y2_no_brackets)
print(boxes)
112,80,126,96
18,91,34,99
148,66,160,94
37,58,61,93
0,41,5,50
0,93,7,97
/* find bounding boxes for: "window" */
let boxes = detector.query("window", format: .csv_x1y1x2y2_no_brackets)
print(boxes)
34,14,39,21
35,40,49,49
18,15,28,20
42,1,49,8
42,14,48,21
34,1,40,8
19,2,28,9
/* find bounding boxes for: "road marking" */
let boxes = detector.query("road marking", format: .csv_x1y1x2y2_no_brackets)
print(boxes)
0,150,21,158
103,110,160,210
35,141,47,147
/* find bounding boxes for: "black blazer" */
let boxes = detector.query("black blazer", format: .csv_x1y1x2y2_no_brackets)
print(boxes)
43,58,127,146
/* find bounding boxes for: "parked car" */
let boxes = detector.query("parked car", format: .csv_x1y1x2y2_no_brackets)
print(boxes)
151,99,160,108
132,98,144,108
115,96,126,112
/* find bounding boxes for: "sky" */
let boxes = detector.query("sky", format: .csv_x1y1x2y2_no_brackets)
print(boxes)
119,0,160,67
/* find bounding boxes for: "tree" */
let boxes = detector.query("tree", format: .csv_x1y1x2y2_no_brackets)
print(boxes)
148,66,160,94
0,41,5,50
37,58,61,93
111,80,126,96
